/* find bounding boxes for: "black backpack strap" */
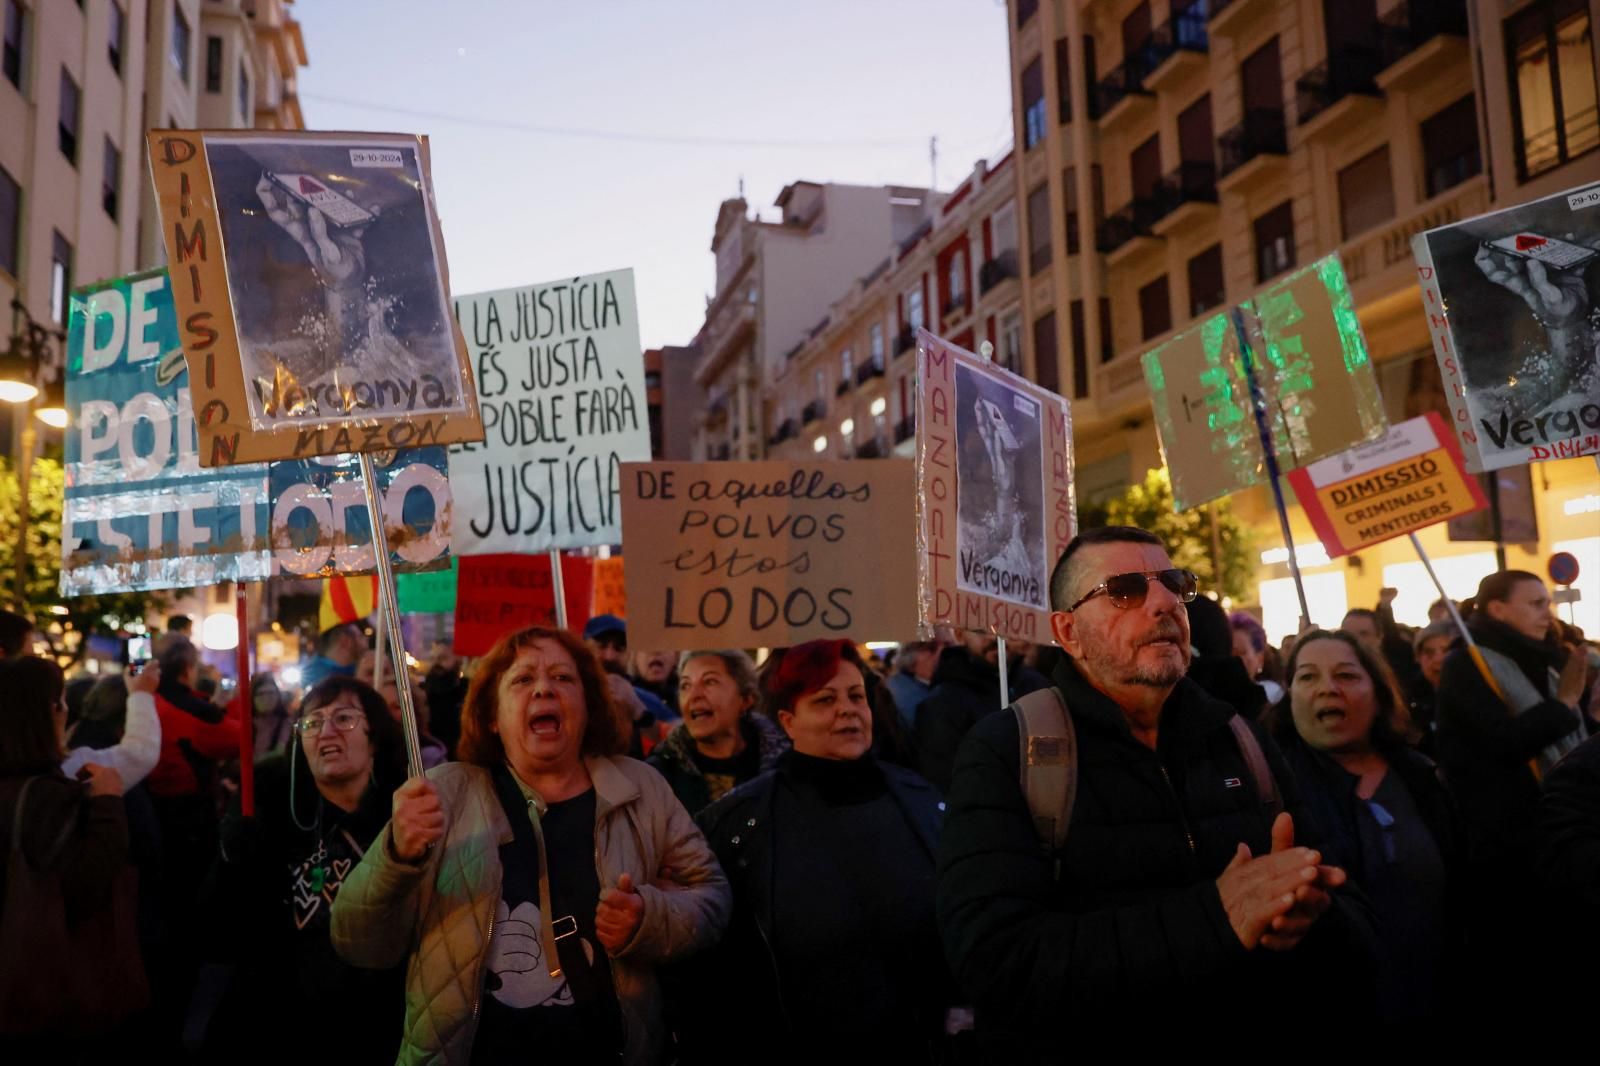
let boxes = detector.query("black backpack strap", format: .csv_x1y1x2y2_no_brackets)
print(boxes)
1227,715,1283,819
1013,687,1076,877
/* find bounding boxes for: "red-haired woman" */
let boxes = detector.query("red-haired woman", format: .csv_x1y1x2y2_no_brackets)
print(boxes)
330,626,730,1065
680,639,952,1065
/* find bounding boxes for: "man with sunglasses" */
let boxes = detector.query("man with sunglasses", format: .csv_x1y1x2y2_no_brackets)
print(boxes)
937,526,1376,1052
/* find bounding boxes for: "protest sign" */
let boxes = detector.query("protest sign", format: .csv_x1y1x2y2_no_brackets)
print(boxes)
144,130,484,465
398,558,460,614
1413,179,1600,471
452,554,595,656
591,556,626,617
60,270,453,596
1142,255,1388,510
620,460,916,649
1287,413,1487,557
916,331,1074,643
448,270,650,554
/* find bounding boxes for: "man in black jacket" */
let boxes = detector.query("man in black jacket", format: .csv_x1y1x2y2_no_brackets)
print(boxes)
937,527,1376,1053
915,631,1049,793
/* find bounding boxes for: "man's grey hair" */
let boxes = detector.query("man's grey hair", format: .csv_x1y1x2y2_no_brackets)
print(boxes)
1413,620,1456,653
677,649,760,701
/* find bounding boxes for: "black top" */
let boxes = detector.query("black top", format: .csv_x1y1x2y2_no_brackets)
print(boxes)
915,647,1050,793
473,778,620,1065
1357,770,1448,1021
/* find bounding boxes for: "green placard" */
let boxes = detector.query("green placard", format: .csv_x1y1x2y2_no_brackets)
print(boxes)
398,557,459,614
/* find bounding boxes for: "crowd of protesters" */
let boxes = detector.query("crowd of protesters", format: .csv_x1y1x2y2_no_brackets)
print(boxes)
2,531,1599,1060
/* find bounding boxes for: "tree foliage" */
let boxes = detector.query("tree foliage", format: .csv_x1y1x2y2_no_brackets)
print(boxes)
1089,467,1257,604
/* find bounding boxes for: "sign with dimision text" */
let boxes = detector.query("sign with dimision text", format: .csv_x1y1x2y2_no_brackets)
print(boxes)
915,330,1075,644
60,269,453,596
620,460,917,649
1287,413,1487,558
448,269,650,554
1142,255,1387,511
144,129,484,465
1412,179,1600,471
452,554,595,656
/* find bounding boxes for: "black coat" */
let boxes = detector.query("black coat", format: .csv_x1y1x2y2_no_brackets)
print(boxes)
936,657,1377,1056
674,754,948,1064
1435,617,1582,863
1539,733,1600,992
914,647,1049,794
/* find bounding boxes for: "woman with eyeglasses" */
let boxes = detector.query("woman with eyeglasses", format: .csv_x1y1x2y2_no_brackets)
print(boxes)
201,676,408,1064
331,625,730,1065
1267,630,1463,1023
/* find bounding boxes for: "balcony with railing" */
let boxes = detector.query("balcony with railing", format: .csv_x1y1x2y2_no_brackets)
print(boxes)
1296,44,1383,132
1150,161,1218,235
768,418,798,447
978,250,1018,295
1208,0,1270,37
856,439,885,459
835,377,852,397
1093,47,1157,125
1145,1,1209,90
1096,196,1163,261
942,293,970,322
802,399,826,425
1375,0,1469,90
1217,108,1288,190
855,358,885,385
712,443,732,461
893,415,915,445
894,325,918,358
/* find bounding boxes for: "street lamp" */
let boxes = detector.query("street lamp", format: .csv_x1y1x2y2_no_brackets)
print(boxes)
3,299,68,611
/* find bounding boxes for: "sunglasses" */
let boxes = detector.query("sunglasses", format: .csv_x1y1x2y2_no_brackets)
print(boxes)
1068,568,1199,612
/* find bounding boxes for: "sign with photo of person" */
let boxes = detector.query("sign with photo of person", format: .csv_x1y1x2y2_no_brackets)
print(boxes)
916,330,1075,644
1412,179,1600,471
144,130,484,465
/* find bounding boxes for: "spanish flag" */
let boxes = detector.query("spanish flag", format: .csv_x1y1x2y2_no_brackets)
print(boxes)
320,574,378,632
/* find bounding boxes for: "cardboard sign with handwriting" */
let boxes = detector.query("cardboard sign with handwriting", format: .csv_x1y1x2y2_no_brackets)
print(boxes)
145,129,484,465
620,461,917,648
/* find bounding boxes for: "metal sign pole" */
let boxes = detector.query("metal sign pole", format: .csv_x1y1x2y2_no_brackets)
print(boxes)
549,549,569,629
1408,532,1476,649
997,634,1010,709
1232,307,1311,631
235,582,254,816
359,453,425,780
372,579,387,695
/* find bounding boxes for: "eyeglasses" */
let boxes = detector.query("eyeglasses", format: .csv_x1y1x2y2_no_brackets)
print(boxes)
295,709,366,736
1067,568,1199,612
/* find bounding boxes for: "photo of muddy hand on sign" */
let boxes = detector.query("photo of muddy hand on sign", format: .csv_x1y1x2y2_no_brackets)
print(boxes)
1414,180,1600,470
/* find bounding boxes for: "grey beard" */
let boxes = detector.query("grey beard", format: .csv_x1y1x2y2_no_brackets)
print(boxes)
1079,638,1190,690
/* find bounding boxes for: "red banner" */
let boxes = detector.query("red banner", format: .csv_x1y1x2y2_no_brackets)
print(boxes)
452,554,594,656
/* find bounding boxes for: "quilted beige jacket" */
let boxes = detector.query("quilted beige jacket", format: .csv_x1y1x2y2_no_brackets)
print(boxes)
330,756,731,1065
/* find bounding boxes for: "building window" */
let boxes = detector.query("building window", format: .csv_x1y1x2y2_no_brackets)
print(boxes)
237,63,250,120
50,230,72,324
1027,182,1052,272
205,35,222,93
1506,0,1598,180
1139,276,1172,340
840,348,853,382
2,0,22,90
1337,146,1396,240
58,68,80,165
1033,311,1059,395
992,200,1018,256
108,2,125,75
1187,244,1225,317
1055,37,1072,125
1070,300,1089,399
102,137,120,220
870,322,884,366
948,249,966,306
1254,201,1296,282
1421,95,1482,198
1064,168,1080,256
1098,297,1114,363
1000,311,1022,374
1022,57,1046,150
172,6,191,84
0,163,18,277
907,286,925,331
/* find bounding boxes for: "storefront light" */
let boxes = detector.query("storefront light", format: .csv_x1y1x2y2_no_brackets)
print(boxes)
1565,494,1600,516
1259,543,1330,568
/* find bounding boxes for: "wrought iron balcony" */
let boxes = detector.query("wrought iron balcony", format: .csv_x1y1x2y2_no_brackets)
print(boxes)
1096,196,1163,255
1150,1,1209,59
1092,47,1157,117
1378,0,1468,70
802,399,826,424
712,443,731,461
1150,161,1218,222
855,358,885,385
942,293,969,319
856,439,884,459
978,250,1018,294
768,418,798,446
894,325,918,357
835,377,852,397
893,415,915,444
1296,44,1383,126
1217,108,1288,179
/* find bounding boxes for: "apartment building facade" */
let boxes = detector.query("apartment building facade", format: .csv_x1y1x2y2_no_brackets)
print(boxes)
692,181,943,462
766,153,1021,464
1008,0,1600,637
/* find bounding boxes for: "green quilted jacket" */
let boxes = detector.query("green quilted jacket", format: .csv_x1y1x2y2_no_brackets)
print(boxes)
330,757,731,1064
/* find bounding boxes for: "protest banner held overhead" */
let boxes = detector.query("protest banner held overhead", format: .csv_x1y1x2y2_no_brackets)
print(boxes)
1142,255,1389,512
60,270,453,596
1412,179,1600,471
453,554,595,656
1287,413,1488,558
144,130,484,465
591,556,626,617
448,269,651,555
620,460,917,649
916,331,1075,643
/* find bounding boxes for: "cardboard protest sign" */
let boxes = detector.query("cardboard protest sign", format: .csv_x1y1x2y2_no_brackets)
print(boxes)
448,270,649,554
60,270,453,596
1412,179,1600,471
453,554,594,656
144,130,484,465
916,331,1075,643
591,556,626,617
1142,255,1388,510
1287,413,1488,557
620,460,916,649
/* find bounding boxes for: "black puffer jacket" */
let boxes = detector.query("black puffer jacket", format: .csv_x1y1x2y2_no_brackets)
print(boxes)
646,712,789,817
937,657,1377,1055
915,646,1049,793
1539,732,1600,1000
